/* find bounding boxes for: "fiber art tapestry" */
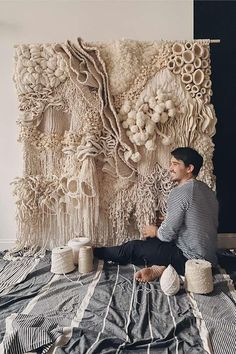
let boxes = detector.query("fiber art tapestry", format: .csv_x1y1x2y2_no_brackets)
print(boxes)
12,38,217,254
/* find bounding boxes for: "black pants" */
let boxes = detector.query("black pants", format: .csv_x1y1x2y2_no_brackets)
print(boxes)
94,238,187,275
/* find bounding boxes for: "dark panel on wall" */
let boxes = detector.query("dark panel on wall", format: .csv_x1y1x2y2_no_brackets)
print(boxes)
194,0,236,232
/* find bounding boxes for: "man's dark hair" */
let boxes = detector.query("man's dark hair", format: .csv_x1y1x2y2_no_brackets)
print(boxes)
171,147,203,176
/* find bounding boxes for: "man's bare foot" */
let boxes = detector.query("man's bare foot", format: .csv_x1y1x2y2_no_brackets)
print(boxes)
135,265,166,283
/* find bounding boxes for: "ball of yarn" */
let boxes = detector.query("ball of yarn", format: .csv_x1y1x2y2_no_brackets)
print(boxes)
79,246,94,274
160,265,180,296
51,246,75,274
185,259,213,294
68,237,90,265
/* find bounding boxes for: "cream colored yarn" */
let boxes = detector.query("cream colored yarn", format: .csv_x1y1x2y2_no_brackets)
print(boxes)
51,246,75,274
185,259,213,294
79,246,94,274
160,265,180,296
67,237,90,265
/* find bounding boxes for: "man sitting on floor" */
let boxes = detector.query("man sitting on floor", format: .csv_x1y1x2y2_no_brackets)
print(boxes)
94,147,219,282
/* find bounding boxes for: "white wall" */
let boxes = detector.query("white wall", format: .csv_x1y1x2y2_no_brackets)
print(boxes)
0,0,193,250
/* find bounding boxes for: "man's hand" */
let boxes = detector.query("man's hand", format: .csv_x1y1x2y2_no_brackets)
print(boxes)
156,215,165,227
156,211,165,227
142,225,158,239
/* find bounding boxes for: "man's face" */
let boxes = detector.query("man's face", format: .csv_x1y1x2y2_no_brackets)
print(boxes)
169,156,193,184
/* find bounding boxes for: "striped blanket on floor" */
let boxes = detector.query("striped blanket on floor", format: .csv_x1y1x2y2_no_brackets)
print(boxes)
0,252,236,354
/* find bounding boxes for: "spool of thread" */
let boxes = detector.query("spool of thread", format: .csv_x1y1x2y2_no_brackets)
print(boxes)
51,246,75,274
79,246,93,274
68,237,90,265
160,265,180,296
185,259,213,294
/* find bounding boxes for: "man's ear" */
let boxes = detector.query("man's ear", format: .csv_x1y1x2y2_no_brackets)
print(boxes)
187,164,194,174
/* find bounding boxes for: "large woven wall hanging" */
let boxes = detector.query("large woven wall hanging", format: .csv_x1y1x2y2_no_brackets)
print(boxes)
12,38,217,254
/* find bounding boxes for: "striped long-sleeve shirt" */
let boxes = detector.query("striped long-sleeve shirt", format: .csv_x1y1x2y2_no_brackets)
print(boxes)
158,179,219,266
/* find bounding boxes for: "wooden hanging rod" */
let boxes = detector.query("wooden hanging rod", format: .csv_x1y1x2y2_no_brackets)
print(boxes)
14,39,221,48
195,39,221,43
210,39,221,43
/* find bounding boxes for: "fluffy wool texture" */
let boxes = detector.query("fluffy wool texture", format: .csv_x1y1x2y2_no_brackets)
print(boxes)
11,38,217,254
160,265,180,296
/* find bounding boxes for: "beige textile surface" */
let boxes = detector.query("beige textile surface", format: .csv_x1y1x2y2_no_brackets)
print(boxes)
11,38,217,255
